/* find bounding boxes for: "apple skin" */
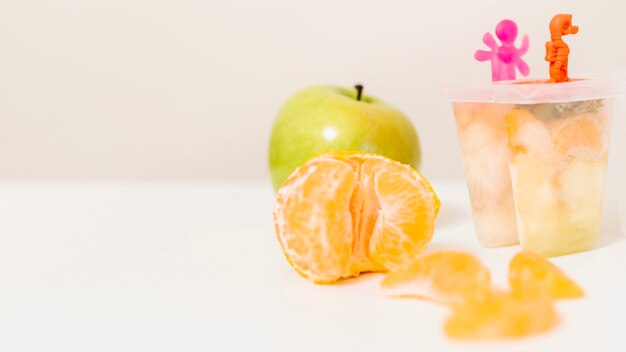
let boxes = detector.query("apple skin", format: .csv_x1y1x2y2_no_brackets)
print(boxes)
269,85,421,191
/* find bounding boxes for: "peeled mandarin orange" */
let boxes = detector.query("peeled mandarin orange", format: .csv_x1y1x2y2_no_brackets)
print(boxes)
509,251,584,299
381,250,491,307
444,289,558,339
273,152,440,283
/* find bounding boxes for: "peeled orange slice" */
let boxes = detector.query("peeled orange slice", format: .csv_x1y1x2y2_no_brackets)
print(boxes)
505,108,536,153
444,289,558,339
381,250,491,307
505,107,605,159
273,152,440,283
509,251,584,299
552,117,601,154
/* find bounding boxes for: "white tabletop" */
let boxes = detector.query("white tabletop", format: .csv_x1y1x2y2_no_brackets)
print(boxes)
1,181,625,351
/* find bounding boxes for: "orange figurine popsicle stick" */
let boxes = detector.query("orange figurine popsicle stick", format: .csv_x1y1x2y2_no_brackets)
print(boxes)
546,14,579,83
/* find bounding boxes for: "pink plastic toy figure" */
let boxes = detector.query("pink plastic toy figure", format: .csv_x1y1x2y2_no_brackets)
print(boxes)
475,19,530,81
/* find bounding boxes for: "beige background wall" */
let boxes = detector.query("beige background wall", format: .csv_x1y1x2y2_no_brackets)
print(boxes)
1,0,625,181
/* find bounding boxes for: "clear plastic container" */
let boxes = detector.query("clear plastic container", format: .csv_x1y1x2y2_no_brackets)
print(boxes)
619,161,626,236
450,101,519,247
446,77,622,255
619,103,626,236
609,73,626,237
622,176,626,236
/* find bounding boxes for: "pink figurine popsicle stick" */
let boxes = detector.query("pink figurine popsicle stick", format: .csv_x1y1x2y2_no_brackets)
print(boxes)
475,19,530,81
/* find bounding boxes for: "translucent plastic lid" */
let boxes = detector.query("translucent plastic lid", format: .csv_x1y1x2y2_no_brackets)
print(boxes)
444,76,624,104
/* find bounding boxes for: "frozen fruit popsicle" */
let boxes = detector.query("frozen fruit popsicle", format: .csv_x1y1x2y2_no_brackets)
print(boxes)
506,97,614,256
446,14,622,255
444,18,532,247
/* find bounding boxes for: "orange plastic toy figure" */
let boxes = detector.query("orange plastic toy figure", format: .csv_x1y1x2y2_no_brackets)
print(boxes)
545,14,579,83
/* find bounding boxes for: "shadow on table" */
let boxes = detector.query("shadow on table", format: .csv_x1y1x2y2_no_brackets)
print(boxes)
427,241,478,252
593,227,624,251
331,272,384,287
435,202,470,228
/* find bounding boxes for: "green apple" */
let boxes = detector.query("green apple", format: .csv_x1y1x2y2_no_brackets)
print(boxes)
269,85,421,191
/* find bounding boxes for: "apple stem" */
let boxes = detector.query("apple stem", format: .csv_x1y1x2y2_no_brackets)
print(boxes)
354,84,363,101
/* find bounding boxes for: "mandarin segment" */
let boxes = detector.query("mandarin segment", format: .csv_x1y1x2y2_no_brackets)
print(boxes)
509,251,584,299
274,156,359,283
381,250,491,307
369,170,440,270
444,289,559,339
551,116,602,156
378,250,582,340
273,152,439,283
505,108,534,153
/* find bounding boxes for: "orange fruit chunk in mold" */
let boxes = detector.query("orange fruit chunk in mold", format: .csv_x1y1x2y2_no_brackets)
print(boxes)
552,117,602,155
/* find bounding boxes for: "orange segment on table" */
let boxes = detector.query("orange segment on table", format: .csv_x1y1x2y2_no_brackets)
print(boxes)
509,251,584,299
381,250,491,307
444,289,559,339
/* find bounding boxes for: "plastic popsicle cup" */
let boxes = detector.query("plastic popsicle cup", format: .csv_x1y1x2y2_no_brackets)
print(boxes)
621,115,626,235
446,78,622,253
614,73,626,236
446,17,529,247
446,96,519,247
621,160,626,235
506,83,618,256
